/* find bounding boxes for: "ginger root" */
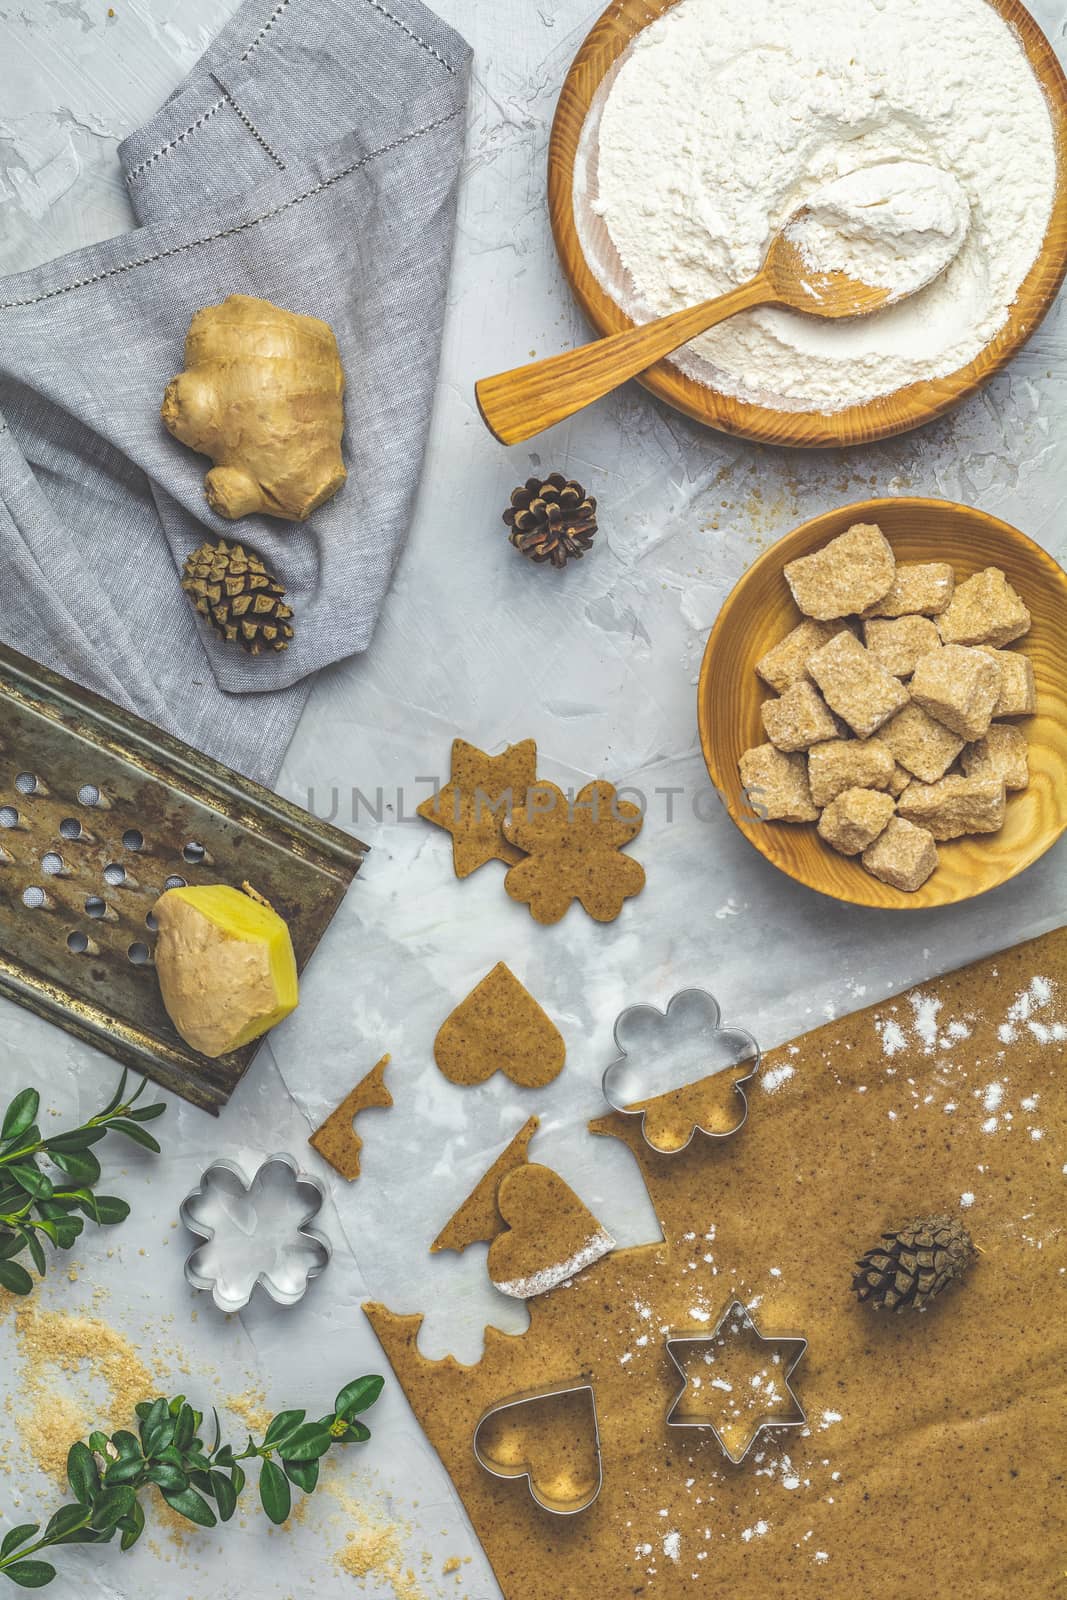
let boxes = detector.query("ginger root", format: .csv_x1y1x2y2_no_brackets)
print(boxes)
153,883,298,1058
162,294,346,522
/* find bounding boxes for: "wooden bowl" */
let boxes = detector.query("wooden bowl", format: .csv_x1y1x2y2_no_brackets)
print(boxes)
697,500,1067,909
547,0,1067,448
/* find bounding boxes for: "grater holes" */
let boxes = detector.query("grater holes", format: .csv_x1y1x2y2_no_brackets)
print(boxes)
67,931,91,955
122,829,144,852
22,885,50,910
85,896,109,919
15,772,46,796
60,817,87,841
145,911,158,933
163,875,187,891
1,806,22,829
78,783,111,809
41,852,67,876
127,942,151,966
182,841,209,865
103,863,127,887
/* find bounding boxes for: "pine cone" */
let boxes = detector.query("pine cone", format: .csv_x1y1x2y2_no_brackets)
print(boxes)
503,474,597,569
852,1214,976,1312
181,540,294,656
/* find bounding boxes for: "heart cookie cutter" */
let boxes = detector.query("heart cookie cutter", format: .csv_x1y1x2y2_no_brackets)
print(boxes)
665,1298,808,1465
602,987,760,1154
180,1152,332,1314
473,1380,603,1515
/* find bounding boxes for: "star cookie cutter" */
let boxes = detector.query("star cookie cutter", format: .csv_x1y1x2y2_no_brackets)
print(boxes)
473,1380,603,1515
665,1298,808,1465
180,1153,332,1314
602,988,760,1154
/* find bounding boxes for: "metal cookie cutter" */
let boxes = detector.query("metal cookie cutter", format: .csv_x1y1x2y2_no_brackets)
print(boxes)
602,988,760,1154
180,1153,331,1314
473,1380,603,1515
665,1298,808,1465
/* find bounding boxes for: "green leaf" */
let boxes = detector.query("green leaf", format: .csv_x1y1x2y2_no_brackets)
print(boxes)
108,1121,161,1155
43,1128,107,1154
133,1402,152,1422
88,1432,108,1456
18,1229,46,1278
334,1375,384,1419
230,1463,246,1498
8,1166,51,1201
44,1505,88,1542
258,1459,291,1525
1,1559,55,1587
89,1486,136,1532
340,1420,371,1444
0,1527,37,1561
212,1444,234,1469
50,1218,83,1251
0,1230,24,1259
139,1398,168,1441
98,1070,129,1117
282,1458,319,1494
172,1404,195,1452
210,1471,237,1521
66,1441,100,1505
263,1409,305,1447
110,1431,141,1460
89,1195,130,1228
104,1456,145,1488
126,1103,166,1123
48,1149,100,1185
2,1089,40,1143
0,1260,34,1296
118,1498,145,1553
161,1488,216,1529
269,1423,332,1462
144,1463,187,1494
209,1407,221,1455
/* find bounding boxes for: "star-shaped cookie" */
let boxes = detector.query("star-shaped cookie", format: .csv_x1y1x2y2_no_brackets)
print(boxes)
417,738,537,878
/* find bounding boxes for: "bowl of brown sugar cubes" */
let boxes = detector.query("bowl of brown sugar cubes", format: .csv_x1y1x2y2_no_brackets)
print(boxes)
698,499,1067,908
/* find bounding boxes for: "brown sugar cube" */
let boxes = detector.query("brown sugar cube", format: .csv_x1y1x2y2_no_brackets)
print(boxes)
755,620,848,693
936,567,1030,647
863,562,956,618
879,703,964,784
784,523,896,620
861,816,939,892
978,647,1037,717
886,763,912,797
817,787,895,856
761,681,841,752
862,615,941,677
807,629,909,738
897,774,1006,840
910,644,999,740
807,737,897,808
738,743,818,823
961,724,1030,791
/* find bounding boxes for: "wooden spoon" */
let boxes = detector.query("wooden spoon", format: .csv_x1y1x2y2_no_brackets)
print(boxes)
476,225,916,446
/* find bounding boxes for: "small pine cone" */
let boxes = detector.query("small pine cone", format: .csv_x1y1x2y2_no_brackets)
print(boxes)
852,1214,976,1312
181,539,294,656
503,473,597,569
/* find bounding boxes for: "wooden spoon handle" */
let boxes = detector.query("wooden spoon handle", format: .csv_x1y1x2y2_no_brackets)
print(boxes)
475,276,770,445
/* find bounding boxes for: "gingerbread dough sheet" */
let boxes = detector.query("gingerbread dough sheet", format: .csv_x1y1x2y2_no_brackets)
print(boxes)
366,927,1067,1599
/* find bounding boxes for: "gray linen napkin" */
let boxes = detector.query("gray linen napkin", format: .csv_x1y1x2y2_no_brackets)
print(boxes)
0,0,470,786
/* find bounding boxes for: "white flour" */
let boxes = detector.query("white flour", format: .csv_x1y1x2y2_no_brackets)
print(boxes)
592,0,1057,412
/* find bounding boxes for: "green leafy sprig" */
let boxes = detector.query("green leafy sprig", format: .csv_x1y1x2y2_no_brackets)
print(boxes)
0,1375,384,1587
0,1071,166,1296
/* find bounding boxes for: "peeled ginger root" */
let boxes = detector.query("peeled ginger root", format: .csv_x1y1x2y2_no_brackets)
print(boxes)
162,294,346,522
153,883,298,1058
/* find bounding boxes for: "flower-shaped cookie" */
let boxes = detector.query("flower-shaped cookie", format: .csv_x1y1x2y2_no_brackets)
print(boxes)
181,1154,331,1313
502,780,645,924
602,989,760,1154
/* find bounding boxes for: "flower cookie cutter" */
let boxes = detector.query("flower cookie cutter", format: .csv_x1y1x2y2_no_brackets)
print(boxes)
602,987,760,1154
180,1152,331,1314
473,1380,603,1516
665,1298,808,1465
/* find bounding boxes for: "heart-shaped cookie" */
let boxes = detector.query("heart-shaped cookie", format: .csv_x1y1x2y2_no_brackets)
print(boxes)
434,964,565,1088
473,1382,602,1515
488,1163,614,1299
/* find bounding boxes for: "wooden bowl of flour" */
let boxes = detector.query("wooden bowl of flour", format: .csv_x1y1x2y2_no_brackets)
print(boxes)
697,499,1067,908
547,0,1067,448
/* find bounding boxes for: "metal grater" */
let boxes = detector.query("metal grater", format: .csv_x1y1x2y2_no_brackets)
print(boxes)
0,642,366,1112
